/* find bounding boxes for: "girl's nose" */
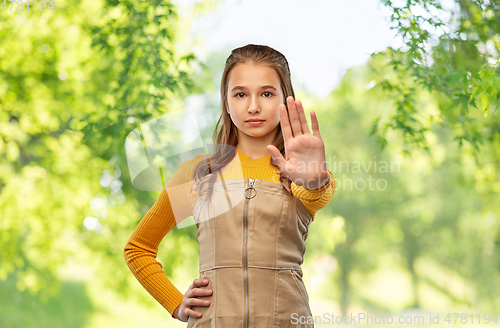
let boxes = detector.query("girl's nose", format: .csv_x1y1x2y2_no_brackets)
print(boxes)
248,96,260,113
248,106,260,113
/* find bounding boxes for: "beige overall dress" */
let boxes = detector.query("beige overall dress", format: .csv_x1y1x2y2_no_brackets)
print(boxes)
186,176,314,328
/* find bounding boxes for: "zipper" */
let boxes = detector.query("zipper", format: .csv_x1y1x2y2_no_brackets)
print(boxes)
243,178,256,328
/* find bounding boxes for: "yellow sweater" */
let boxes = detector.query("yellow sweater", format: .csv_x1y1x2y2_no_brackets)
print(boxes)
124,147,336,318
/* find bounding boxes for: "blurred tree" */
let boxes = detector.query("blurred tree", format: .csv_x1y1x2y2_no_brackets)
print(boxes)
367,1,500,311
0,0,214,313
79,0,209,298
371,0,500,310
372,0,500,155
306,46,499,316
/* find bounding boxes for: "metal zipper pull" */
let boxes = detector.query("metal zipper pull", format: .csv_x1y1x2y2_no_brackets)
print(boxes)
244,178,256,199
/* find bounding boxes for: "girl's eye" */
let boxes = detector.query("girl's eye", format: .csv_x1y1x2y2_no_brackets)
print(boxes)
235,92,273,98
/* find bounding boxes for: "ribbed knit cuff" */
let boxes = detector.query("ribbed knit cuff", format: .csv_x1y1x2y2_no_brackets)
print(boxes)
291,170,334,201
169,290,184,318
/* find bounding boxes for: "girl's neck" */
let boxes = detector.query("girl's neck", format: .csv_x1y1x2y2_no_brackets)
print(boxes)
236,143,272,160
234,126,278,160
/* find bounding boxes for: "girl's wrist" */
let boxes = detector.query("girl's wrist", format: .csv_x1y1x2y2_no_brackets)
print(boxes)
305,174,330,191
172,305,180,319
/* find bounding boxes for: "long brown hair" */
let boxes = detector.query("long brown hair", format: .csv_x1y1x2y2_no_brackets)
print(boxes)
189,44,295,205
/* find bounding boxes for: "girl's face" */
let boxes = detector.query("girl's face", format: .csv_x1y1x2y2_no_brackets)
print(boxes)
226,63,284,142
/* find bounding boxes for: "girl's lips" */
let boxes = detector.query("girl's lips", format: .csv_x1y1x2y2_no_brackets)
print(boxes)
246,120,264,125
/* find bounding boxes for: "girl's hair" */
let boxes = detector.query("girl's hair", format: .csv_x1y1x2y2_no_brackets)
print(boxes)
189,44,295,206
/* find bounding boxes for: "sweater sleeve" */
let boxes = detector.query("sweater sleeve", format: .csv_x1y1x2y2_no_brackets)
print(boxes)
123,156,203,318
290,169,336,222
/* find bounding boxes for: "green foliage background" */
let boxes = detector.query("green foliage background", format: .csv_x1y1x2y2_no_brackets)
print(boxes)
0,0,498,327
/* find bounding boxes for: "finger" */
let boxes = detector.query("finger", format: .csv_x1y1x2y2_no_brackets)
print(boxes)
186,298,211,307
295,99,310,135
193,278,209,287
310,111,321,138
279,104,293,150
186,287,206,298
186,308,203,318
267,145,286,168
191,287,213,297
287,96,303,136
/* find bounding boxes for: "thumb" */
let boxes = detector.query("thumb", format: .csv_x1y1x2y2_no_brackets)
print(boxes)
267,145,286,168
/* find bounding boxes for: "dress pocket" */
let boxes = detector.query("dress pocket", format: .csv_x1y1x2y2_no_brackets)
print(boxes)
275,269,313,327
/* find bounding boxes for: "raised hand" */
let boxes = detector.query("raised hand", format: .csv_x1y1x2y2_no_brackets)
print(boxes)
267,96,329,190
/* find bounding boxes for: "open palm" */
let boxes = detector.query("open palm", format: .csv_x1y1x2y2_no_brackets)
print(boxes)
267,96,329,190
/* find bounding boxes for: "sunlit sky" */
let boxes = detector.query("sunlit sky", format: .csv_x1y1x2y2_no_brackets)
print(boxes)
173,0,405,98
172,0,460,98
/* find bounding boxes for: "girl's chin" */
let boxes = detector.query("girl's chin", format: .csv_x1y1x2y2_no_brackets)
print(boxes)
245,130,276,138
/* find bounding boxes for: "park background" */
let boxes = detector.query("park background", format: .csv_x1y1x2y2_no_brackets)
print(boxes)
0,0,499,327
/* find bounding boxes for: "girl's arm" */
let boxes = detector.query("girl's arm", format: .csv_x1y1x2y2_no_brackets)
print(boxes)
123,156,203,318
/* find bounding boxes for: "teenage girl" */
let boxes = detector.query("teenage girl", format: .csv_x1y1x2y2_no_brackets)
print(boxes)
124,44,335,327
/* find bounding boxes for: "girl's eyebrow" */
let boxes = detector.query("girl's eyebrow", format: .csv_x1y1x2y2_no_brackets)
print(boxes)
230,85,278,92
